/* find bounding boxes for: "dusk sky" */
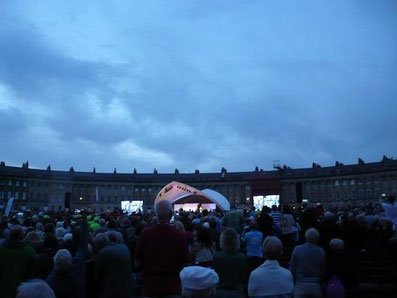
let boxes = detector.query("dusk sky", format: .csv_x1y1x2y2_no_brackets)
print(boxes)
1,1,396,173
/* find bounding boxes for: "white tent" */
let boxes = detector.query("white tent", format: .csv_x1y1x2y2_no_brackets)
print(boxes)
154,181,230,211
201,189,230,211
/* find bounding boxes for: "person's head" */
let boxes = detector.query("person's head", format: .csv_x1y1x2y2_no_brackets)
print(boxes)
283,205,291,214
155,200,173,224
9,224,24,241
250,220,259,230
16,279,55,298
172,220,186,233
329,238,344,253
44,233,58,250
62,233,72,242
262,236,283,260
107,219,118,229
25,231,41,246
99,218,106,227
53,249,72,271
305,228,320,245
323,211,335,222
43,223,55,234
387,195,395,205
35,222,43,231
94,233,109,250
106,230,122,243
23,218,32,228
55,227,65,239
180,266,219,298
271,205,278,212
196,226,212,247
208,217,217,229
219,228,240,253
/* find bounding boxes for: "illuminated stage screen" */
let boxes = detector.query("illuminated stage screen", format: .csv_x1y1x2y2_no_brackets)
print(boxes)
174,203,216,212
253,195,280,210
121,201,143,213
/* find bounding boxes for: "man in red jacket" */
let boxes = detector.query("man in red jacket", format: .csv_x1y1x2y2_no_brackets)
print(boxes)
135,200,189,297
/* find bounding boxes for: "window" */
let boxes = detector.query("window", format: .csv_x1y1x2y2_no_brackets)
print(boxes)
15,192,19,200
350,179,355,185
135,188,138,192
342,179,347,186
335,180,340,186
8,191,12,198
22,192,26,200
0,191,4,199
16,181,20,186
0,180,5,185
8,180,13,186
23,181,27,187
121,186,126,191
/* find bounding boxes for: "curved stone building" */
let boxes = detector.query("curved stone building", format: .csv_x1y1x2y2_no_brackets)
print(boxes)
0,156,396,212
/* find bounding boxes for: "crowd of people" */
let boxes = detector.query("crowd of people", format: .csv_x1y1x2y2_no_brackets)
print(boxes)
0,195,396,298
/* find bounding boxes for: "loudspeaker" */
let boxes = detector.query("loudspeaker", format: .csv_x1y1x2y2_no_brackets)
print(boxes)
64,192,71,209
295,182,303,203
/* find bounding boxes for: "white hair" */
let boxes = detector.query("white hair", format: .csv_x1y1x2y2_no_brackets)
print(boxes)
329,238,344,252
17,279,55,298
263,236,283,259
53,249,72,270
63,233,72,242
305,228,320,244
55,227,65,238
94,233,109,250
155,200,173,223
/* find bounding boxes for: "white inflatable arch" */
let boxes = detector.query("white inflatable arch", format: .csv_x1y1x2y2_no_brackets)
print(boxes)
154,181,230,211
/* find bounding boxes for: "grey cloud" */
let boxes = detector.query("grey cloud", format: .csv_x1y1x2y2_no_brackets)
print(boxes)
0,1,396,172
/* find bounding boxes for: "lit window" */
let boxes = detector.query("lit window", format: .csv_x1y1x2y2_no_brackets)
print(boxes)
8,180,12,186
335,180,340,186
22,192,26,200
16,181,20,186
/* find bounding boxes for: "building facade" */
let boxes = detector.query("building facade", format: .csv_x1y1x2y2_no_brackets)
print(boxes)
0,156,396,212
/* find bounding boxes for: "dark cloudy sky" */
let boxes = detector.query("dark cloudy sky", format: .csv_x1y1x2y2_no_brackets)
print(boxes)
1,1,396,173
